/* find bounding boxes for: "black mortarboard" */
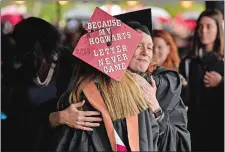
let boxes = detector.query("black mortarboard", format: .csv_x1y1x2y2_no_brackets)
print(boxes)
114,8,152,36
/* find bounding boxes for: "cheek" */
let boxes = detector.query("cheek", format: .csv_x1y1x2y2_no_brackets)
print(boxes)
158,48,166,58
165,46,170,55
205,29,218,44
129,57,138,67
160,53,168,62
211,28,218,40
147,51,153,61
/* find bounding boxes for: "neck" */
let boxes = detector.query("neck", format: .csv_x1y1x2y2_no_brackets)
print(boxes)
128,68,140,74
202,43,214,52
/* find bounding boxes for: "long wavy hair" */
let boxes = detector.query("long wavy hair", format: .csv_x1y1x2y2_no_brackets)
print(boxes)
190,9,224,59
65,57,148,121
152,30,180,71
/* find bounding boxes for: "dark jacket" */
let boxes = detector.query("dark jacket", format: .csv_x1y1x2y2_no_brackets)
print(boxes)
150,66,191,151
180,52,224,151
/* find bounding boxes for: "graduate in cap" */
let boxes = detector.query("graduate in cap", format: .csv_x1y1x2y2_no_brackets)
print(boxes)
116,9,191,151
49,7,159,151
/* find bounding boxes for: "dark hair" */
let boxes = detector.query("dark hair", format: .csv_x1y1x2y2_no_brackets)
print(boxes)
126,21,151,36
13,17,61,60
12,17,63,80
191,9,224,59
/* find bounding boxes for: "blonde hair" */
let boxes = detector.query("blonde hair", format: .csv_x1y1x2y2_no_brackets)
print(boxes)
68,61,148,120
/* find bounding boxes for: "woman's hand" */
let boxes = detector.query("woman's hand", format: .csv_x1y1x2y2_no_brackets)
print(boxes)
49,100,102,131
204,71,222,87
132,73,160,113
143,76,161,113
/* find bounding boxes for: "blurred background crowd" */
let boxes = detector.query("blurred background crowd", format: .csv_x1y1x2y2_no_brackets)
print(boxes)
0,0,211,59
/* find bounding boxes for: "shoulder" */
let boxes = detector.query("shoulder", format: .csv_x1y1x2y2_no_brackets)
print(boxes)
151,66,183,110
152,66,182,90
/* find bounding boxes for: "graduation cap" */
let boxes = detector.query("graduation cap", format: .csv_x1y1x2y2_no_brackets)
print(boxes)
114,8,152,36
73,7,143,81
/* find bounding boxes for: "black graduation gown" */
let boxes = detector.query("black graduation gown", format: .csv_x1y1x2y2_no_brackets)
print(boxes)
2,79,58,151
183,53,224,151
13,51,78,151
49,90,159,151
148,66,191,151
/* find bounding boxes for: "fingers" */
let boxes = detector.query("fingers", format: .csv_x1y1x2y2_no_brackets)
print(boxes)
205,71,210,77
73,100,85,108
204,78,209,84
205,84,210,87
74,116,102,131
204,72,211,87
75,125,93,131
76,121,100,127
204,73,211,81
78,116,102,122
150,76,156,88
210,71,218,76
205,71,213,78
204,72,211,86
85,116,102,122
81,111,101,116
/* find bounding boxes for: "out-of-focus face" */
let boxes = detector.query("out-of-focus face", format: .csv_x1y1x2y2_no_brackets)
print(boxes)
128,31,153,73
153,37,170,65
222,20,224,30
198,16,218,46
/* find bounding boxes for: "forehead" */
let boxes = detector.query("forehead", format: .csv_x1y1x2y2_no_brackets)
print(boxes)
140,32,153,44
153,37,165,42
199,16,216,25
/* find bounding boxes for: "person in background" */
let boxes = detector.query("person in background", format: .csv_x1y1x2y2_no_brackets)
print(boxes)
63,18,84,52
179,9,224,151
152,30,180,71
2,17,101,151
151,30,188,107
2,17,62,151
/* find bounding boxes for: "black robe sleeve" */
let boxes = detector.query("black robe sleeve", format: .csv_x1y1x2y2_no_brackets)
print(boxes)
151,67,191,151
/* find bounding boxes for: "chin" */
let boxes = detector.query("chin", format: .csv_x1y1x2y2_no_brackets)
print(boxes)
200,40,211,45
139,67,148,73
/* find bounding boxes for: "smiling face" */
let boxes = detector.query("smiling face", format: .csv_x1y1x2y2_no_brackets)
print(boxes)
128,31,153,73
198,16,218,46
153,37,170,65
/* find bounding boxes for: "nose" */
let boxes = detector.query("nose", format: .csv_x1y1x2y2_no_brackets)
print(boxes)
201,26,207,35
140,46,148,56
